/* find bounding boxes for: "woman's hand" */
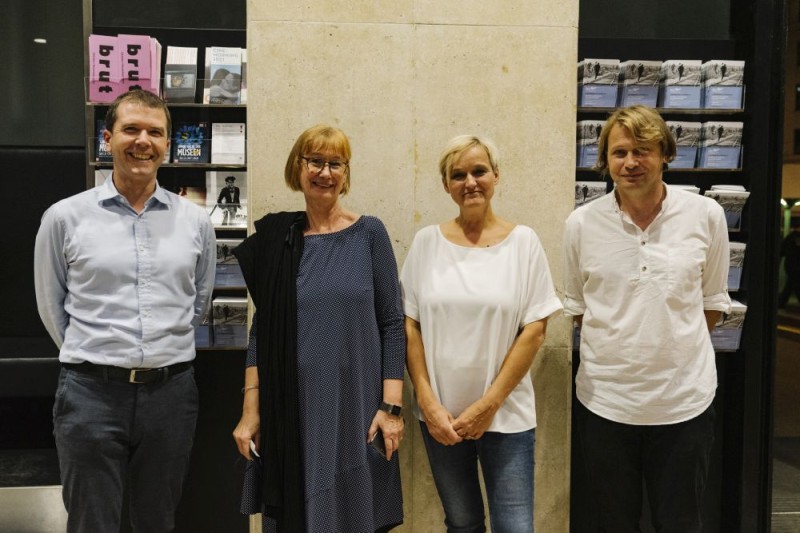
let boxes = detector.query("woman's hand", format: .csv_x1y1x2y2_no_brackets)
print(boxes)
233,410,260,461
421,401,463,446
368,410,405,461
452,399,499,441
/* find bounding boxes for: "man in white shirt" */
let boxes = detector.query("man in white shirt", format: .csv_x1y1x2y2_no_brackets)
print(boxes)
34,89,215,532
563,105,731,532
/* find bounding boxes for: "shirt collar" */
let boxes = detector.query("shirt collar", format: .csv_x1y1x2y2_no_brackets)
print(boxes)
98,173,171,208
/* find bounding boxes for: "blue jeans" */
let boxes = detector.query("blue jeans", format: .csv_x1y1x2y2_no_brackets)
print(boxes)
53,367,199,533
420,422,535,533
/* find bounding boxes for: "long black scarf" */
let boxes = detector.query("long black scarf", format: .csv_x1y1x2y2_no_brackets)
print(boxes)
232,211,306,532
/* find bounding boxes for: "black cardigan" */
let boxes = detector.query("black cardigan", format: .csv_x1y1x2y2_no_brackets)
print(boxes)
232,211,306,532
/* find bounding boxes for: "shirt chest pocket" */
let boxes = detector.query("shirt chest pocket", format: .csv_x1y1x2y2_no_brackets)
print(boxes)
666,245,706,295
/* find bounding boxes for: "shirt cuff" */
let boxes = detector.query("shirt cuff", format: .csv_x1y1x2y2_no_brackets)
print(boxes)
703,291,732,313
562,297,586,317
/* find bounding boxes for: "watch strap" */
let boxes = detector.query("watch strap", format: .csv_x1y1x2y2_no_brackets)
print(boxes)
379,401,402,416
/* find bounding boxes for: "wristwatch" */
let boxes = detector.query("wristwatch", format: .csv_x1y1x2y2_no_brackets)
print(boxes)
379,401,402,417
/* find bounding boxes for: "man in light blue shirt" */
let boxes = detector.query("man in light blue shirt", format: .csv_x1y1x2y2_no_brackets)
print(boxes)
34,89,215,533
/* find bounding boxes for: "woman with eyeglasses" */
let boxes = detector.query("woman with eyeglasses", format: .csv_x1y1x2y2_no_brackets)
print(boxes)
232,124,405,532
401,135,562,532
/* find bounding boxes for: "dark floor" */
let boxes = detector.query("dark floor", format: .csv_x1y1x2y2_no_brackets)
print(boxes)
773,302,800,532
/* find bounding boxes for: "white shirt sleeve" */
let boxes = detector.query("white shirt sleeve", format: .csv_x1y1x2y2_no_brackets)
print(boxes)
562,212,586,317
702,202,733,313
34,206,69,348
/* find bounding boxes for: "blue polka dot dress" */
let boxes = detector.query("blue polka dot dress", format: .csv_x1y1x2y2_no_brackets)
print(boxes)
248,216,405,532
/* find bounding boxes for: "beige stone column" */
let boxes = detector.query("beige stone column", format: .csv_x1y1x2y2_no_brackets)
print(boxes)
247,2,578,531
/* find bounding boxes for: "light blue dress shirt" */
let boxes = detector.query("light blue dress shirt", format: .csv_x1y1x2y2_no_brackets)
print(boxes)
34,177,216,368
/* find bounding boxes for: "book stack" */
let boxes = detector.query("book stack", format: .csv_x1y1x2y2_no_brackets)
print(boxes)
659,60,702,108
574,182,607,208
704,185,750,231
702,60,745,109
576,120,605,168
697,121,744,169
216,239,245,288
578,59,619,108
204,46,244,104
88,33,161,102
618,60,661,107
163,46,198,103
671,184,701,194
710,300,747,351
212,297,248,348
728,242,747,292
666,121,701,169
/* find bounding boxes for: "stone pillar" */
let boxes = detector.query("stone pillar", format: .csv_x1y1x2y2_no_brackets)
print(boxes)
247,2,578,530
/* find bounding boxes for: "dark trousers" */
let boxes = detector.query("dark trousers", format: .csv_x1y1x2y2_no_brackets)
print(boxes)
53,367,199,533
575,400,715,533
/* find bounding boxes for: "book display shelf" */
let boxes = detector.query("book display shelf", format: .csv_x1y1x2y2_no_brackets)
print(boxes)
570,0,785,528
82,0,250,531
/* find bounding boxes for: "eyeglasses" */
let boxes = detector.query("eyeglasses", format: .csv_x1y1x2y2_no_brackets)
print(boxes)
300,156,348,175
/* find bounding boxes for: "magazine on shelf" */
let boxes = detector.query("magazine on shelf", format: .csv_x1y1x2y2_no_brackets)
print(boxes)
659,59,702,108
118,34,161,96
702,60,745,109
671,184,701,194
574,182,607,208
619,60,661,107
203,46,243,105
88,34,124,103
163,46,198,103
172,122,210,164
95,119,112,162
666,121,701,169
206,170,247,228
211,122,246,165
728,241,746,292
711,299,746,351
240,49,248,105
578,59,619,107
576,120,605,168
212,297,248,347
698,121,743,169
216,239,245,288
704,185,750,230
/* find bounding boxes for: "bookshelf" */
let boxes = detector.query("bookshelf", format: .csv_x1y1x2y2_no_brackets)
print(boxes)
82,0,249,531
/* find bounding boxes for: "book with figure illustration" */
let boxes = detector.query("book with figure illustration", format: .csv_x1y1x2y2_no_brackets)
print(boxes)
698,121,743,169
576,120,605,168
574,182,607,208
206,171,248,228
212,297,248,347
704,185,750,230
216,239,245,288
659,60,702,108
702,60,745,109
578,59,619,107
619,60,661,107
95,119,112,162
666,121,701,169
728,241,746,292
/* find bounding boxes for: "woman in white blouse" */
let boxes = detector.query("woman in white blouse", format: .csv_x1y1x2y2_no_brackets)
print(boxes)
401,135,562,533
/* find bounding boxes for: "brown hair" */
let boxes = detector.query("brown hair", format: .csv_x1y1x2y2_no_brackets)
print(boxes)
104,89,172,137
595,105,676,176
284,124,352,195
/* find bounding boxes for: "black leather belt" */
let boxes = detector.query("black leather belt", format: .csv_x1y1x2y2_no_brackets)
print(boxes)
62,361,192,384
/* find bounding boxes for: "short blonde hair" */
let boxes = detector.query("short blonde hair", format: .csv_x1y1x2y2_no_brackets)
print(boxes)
284,124,352,195
595,105,676,176
438,135,500,186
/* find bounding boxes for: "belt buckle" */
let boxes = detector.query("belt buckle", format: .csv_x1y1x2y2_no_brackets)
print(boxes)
129,369,148,384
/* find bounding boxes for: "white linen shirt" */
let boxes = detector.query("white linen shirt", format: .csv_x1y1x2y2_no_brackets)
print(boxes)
563,185,732,425
401,225,563,433
34,176,216,368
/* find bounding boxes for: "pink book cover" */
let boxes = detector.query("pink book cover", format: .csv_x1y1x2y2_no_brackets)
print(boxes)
88,34,123,103
119,34,153,94
150,38,162,96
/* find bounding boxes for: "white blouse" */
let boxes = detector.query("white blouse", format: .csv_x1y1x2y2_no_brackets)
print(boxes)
401,224,563,433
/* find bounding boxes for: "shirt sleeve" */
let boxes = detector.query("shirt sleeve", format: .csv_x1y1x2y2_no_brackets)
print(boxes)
34,206,69,348
562,213,586,317
193,213,217,327
521,229,564,326
702,202,733,313
399,232,420,322
369,218,406,380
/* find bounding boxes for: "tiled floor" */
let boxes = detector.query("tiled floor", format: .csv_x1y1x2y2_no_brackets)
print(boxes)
0,486,67,533
773,304,800,531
